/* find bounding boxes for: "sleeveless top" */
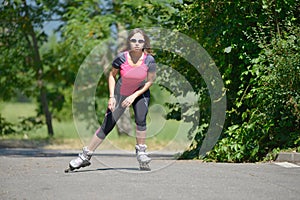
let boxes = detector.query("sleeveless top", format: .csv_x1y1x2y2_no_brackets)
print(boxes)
112,51,156,96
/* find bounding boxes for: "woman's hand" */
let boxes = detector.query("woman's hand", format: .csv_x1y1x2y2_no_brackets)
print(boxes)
121,94,137,108
108,97,116,111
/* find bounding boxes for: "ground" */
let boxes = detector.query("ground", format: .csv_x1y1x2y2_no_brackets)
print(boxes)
1,148,300,200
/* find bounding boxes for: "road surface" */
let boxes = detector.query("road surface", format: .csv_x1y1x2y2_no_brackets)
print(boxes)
1,148,299,200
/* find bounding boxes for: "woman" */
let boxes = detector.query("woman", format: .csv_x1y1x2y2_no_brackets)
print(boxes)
66,28,156,172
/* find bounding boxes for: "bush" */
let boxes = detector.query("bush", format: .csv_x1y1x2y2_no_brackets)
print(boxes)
206,25,300,162
0,114,15,135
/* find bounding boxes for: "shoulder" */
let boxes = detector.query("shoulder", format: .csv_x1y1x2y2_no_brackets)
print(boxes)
112,51,126,68
144,54,156,72
145,54,156,63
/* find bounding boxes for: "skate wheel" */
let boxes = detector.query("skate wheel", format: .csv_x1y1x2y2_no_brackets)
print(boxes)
64,166,75,173
64,168,71,173
139,163,151,171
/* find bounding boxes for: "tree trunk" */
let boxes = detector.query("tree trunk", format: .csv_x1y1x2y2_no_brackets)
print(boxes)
22,0,54,136
116,108,134,136
40,87,54,136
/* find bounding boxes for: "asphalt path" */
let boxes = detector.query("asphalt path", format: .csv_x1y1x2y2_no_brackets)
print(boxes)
1,148,299,200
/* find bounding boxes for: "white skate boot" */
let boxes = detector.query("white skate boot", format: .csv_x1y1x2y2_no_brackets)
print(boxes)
135,144,151,171
65,147,93,173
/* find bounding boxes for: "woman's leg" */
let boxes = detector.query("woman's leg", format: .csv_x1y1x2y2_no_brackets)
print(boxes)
66,95,127,171
87,133,104,151
136,130,147,145
132,91,151,170
87,95,127,151
132,91,150,145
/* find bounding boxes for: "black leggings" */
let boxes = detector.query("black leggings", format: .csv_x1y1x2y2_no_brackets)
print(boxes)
96,90,150,139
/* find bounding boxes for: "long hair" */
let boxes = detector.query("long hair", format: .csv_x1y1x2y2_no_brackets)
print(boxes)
124,28,153,55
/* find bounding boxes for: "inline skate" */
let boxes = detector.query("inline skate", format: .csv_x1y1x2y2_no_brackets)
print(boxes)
65,147,93,173
135,144,151,171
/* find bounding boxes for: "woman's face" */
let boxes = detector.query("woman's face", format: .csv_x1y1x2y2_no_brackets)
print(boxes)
129,33,145,52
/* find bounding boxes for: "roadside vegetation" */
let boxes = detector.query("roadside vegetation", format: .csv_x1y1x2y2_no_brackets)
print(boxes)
1,0,299,162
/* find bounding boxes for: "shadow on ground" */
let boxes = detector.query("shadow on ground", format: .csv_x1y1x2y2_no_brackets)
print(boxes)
66,167,140,173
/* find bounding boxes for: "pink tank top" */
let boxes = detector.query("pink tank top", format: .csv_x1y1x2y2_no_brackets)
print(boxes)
112,51,156,96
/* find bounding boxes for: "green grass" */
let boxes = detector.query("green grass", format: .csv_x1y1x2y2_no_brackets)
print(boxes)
0,102,37,122
0,102,193,151
0,102,79,139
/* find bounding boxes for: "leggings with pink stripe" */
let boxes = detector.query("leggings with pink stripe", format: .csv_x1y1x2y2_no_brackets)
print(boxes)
95,90,150,139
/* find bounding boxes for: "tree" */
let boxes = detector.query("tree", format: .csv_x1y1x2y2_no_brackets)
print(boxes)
165,0,300,161
0,0,180,137
0,0,65,136
55,0,179,137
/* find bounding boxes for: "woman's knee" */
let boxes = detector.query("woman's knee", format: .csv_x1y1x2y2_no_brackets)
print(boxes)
136,122,147,131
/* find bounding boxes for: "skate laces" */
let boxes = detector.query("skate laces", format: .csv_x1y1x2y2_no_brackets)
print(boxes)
79,147,93,161
135,144,147,154
135,144,151,161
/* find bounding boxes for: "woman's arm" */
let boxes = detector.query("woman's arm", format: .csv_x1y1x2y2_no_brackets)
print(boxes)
133,71,156,97
108,67,119,111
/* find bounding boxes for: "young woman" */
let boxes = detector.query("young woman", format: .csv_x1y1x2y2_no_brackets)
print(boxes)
66,28,156,172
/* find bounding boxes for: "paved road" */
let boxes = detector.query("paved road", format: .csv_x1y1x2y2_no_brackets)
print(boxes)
1,148,299,200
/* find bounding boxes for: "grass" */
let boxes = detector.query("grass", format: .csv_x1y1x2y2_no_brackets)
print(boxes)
0,102,193,151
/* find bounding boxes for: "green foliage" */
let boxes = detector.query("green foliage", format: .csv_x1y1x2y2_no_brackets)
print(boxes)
167,0,300,161
113,0,178,27
1,0,299,160
166,0,262,159
0,2,35,100
207,23,300,162
18,116,44,134
0,114,16,135
54,0,183,132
